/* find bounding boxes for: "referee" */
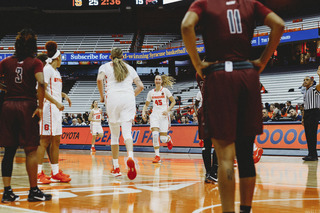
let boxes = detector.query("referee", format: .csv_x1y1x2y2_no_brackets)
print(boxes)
302,66,320,161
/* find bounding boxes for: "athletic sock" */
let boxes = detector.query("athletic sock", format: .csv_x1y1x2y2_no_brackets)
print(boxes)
128,151,133,158
38,164,43,174
155,149,160,156
51,164,59,175
113,159,119,168
240,205,251,213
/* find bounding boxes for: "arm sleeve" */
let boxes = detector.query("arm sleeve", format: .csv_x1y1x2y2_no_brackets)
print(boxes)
254,0,272,23
188,0,206,20
146,91,152,102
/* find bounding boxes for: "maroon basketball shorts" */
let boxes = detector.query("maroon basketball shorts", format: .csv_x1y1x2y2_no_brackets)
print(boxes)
0,100,40,147
203,68,263,141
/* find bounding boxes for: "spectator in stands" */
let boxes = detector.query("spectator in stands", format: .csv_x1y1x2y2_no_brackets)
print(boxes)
154,68,160,76
71,119,77,126
285,101,294,114
83,111,89,123
62,118,69,126
175,96,182,106
270,103,281,120
77,117,87,126
171,115,179,124
180,115,188,124
288,109,302,121
262,109,271,122
181,0,284,212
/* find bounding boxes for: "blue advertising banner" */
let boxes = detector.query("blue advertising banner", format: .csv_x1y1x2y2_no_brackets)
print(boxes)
0,29,319,62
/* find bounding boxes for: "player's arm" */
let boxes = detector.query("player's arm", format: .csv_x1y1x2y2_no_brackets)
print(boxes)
33,72,46,118
251,12,285,73
133,76,144,96
142,101,150,122
163,96,176,116
42,82,64,111
100,109,104,121
97,72,105,103
88,110,94,122
61,92,72,107
181,11,213,79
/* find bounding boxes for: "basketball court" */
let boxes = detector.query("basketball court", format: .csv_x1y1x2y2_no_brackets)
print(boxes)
0,149,319,212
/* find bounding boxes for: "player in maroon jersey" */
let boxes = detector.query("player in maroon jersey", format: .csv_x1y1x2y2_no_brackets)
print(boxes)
0,29,52,202
182,1,284,212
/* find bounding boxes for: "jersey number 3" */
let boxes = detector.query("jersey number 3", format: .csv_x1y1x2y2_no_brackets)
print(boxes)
15,67,23,84
227,9,242,34
155,100,163,106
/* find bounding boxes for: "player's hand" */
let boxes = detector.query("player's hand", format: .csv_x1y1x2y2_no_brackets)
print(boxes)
162,111,169,116
251,59,266,73
32,107,43,119
100,96,104,103
56,102,65,111
195,61,214,80
65,95,72,107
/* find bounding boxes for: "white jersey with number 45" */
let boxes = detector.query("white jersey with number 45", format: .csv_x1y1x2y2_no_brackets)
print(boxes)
146,87,172,114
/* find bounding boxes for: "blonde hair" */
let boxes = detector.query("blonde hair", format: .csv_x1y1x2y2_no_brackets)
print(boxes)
111,47,128,82
160,75,175,88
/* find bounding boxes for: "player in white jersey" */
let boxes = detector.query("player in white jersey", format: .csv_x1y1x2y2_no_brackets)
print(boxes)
97,47,144,180
37,41,72,184
89,100,104,153
142,75,176,163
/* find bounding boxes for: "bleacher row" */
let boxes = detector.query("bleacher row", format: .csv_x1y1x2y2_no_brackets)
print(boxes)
0,15,319,54
61,68,314,114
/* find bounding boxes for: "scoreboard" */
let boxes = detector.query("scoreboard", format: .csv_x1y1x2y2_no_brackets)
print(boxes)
71,0,163,8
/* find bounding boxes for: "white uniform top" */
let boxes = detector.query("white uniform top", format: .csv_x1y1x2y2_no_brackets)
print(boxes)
98,62,138,96
91,108,102,123
44,64,62,103
196,91,202,108
146,87,172,114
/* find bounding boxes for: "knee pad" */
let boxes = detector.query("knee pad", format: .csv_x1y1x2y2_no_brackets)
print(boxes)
152,131,159,147
236,136,256,178
160,135,168,143
109,123,120,145
121,121,132,141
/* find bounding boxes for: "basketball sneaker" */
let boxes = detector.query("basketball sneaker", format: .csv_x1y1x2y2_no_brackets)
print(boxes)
91,147,96,152
110,167,122,177
1,189,19,203
205,174,217,183
253,147,263,164
51,171,71,183
234,159,237,167
167,136,173,150
199,139,204,147
127,157,137,180
37,171,51,184
51,170,70,178
28,187,52,202
152,155,162,163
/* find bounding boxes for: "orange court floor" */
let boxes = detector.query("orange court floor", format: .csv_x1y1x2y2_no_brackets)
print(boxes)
0,149,319,213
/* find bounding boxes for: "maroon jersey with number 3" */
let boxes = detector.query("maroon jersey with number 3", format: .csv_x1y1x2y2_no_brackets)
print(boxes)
0,56,43,101
188,0,271,62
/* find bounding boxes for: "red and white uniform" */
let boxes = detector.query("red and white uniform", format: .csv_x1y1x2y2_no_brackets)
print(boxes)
90,108,104,135
146,87,172,132
98,62,138,124
40,63,63,136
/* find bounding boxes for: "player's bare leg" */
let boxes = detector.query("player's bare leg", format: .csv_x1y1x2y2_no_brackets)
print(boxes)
37,136,51,165
211,138,235,212
24,146,39,188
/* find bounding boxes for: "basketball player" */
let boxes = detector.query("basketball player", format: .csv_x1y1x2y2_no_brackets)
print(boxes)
37,41,72,184
0,28,52,202
97,47,144,180
194,74,218,183
142,75,176,163
182,1,284,212
89,100,104,152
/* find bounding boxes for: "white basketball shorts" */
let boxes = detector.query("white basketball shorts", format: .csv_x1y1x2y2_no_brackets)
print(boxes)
90,122,104,135
150,112,170,133
40,102,62,136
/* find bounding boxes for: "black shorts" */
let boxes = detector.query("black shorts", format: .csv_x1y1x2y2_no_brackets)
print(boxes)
0,100,40,147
